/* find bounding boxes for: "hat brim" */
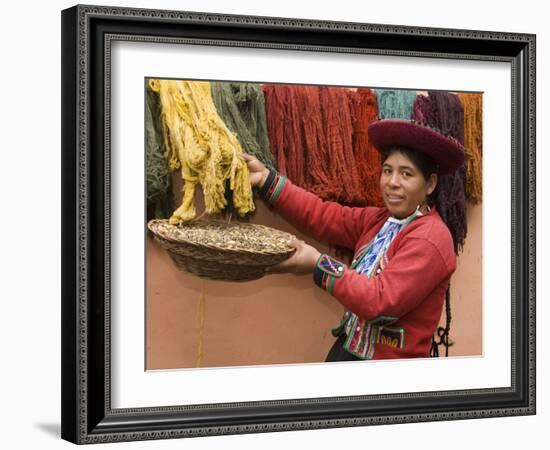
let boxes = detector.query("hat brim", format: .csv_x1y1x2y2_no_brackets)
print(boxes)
368,119,465,175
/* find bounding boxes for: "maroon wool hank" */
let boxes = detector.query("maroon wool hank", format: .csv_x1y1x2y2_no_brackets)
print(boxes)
412,91,467,254
263,84,313,189
262,84,288,176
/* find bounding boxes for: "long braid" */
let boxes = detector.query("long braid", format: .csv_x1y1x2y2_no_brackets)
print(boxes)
430,285,454,357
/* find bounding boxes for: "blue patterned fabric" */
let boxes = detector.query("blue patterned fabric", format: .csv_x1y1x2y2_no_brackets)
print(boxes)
354,218,408,276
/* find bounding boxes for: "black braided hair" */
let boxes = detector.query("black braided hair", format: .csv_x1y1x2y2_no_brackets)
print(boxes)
430,286,454,357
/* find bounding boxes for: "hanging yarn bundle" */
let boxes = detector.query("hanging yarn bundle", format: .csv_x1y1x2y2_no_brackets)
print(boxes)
263,84,347,198
352,88,384,206
262,84,287,175
346,88,362,125
375,89,417,120
211,82,276,171
146,86,173,220
263,84,373,205
262,84,307,187
411,93,430,123
457,93,483,204
318,86,363,205
293,85,335,198
412,91,467,254
149,79,255,224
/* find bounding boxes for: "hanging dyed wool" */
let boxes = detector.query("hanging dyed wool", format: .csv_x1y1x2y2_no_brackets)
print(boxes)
346,88,361,125
457,93,483,204
374,89,417,119
319,86,363,205
352,88,384,206
262,84,306,187
146,86,173,220
412,91,467,254
262,84,287,175
411,93,430,123
211,82,276,171
263,84,364,204
149,79,255,224
293,85,335,199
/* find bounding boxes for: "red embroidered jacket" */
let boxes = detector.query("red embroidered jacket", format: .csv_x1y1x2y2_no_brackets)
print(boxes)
261,173,457,359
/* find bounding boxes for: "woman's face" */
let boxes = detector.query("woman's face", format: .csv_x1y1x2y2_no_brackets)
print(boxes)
380,150,437,219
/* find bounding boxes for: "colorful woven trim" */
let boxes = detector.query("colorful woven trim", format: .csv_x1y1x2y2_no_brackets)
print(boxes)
258,169,287,205
333,314,405,359
313,254,345,295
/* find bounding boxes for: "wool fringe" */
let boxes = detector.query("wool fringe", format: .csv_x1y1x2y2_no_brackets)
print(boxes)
457,93,483,204
211,82,276,171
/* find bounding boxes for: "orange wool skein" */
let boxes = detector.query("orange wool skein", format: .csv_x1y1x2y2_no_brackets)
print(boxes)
457,93,483,204
295,85,335,199
353,88,384,206
264,84,368,204
319,86,363,205
284,85,306,188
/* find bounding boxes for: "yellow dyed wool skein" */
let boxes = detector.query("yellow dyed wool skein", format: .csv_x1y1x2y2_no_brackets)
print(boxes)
149,79,255,224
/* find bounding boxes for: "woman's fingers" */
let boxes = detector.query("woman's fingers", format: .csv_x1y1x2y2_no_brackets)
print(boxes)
288,239,302,249
241,153,269,187
266,255,297,273
265,240,304,273
266,242,296,273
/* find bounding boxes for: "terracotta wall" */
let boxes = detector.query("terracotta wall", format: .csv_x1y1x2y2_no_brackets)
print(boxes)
146,200,482,370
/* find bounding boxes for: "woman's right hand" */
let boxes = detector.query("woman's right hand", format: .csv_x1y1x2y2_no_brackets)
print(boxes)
241,153,270,188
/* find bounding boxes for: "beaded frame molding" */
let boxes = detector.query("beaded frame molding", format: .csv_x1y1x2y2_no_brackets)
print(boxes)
61,4,536,444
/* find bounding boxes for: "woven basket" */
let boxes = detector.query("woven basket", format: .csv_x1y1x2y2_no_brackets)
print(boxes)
147,219,296,281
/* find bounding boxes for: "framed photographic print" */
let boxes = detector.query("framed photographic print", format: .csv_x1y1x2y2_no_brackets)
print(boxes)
61,4,536,444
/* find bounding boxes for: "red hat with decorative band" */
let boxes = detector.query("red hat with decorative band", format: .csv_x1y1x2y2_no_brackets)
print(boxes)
368,119,466,175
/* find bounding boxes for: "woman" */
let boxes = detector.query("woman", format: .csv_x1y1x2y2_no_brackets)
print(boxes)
242,119,465,361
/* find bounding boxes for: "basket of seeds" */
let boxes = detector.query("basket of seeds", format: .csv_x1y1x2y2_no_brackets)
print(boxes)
147,219,296,281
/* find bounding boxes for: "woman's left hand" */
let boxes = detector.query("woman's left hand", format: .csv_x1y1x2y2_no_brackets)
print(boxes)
266,239,321,276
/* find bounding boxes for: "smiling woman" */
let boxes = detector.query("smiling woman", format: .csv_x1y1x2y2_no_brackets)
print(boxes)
244,118,465,361
380,149,438,219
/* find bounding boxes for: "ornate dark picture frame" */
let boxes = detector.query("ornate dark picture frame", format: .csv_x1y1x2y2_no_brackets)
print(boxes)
61,4,536,444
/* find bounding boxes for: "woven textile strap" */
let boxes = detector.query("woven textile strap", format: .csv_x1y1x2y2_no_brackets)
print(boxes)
258,170,287,205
